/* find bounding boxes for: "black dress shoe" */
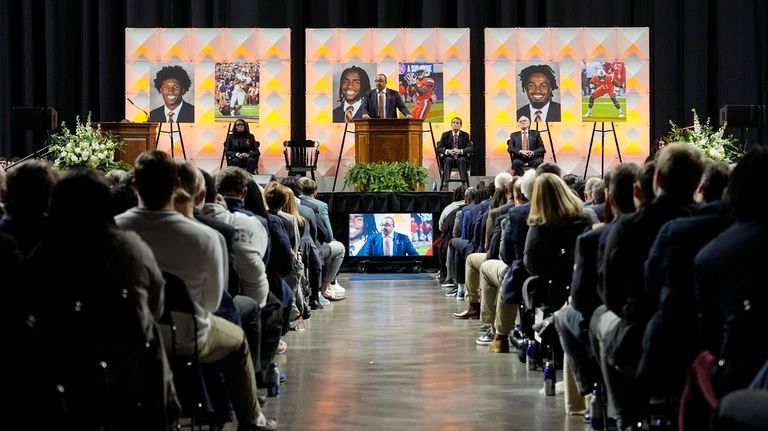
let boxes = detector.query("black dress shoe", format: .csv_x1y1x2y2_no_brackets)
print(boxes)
310,299,324,310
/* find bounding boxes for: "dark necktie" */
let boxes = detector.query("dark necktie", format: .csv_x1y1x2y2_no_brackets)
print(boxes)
534,110,542,123
453,133,459,149
378,91,385,117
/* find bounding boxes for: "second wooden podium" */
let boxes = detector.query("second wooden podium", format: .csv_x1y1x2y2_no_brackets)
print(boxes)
353,118,423,165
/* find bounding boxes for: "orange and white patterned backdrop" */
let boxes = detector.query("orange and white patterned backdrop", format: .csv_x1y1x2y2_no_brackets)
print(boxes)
485,27,650,176
125,28,291,172
306,28,471,180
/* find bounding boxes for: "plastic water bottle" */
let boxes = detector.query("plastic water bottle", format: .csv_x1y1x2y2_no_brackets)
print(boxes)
432,181,437,192
589,383,604,430
543,361,556,396
267,362,280,397
526,342,537,370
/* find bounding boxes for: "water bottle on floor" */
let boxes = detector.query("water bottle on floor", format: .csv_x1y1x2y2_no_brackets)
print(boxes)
267,362,281,397
543,361,556,396
526,342,537,370
589,383,604,430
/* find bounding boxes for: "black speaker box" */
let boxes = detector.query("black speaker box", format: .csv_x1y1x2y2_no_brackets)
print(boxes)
719,105,764,128
12,107,58,132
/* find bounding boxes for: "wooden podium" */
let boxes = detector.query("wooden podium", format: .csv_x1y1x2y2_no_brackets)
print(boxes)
354,118,423,165
96,122,159,166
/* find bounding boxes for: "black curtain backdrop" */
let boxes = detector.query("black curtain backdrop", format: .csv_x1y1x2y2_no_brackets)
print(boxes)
2,0,766,172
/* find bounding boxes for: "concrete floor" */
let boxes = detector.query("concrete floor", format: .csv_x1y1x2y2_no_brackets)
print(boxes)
251,274,590,431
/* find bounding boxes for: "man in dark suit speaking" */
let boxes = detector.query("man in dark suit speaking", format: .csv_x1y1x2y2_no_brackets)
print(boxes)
148,65,195,123
357,216,419,257
436,116,473,190
508,116,545,176
361,74,412,119
516,64,561,123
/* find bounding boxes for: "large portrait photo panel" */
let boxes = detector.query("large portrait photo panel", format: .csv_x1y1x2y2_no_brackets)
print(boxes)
332,63,377,123
214,62,260,122
149,63,196,123
516,62,561,124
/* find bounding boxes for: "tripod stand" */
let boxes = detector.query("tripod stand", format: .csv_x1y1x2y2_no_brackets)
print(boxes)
534,120,557,163
155,120,187,160
332,121,356,192
583,122,621,179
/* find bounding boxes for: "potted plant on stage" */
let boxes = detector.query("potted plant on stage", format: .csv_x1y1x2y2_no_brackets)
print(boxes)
666,109,742,163
49,113,129,172
343,161,429,192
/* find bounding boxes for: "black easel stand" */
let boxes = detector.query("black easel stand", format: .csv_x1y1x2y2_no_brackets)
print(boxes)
219,122,233,169
424,123,440,179
332,121,355,191
156,120,187,160
534,120,557,163
583,122,621,179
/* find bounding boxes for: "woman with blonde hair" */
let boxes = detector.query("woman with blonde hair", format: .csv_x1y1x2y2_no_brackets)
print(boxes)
524,172,596,314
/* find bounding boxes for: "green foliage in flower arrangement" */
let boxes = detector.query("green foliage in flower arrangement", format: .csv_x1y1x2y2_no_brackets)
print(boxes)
666,109,743,163
343,161,429,192
50,113,131,171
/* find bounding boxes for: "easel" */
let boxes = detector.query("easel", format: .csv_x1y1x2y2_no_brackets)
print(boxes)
423,123,440,180
155,120,187,160
583,122,621,179
218,122,233,169
332,121,355,192
534,120,557,163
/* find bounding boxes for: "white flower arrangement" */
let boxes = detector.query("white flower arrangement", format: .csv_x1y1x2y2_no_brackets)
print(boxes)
50,113,126,171
667,109,742,163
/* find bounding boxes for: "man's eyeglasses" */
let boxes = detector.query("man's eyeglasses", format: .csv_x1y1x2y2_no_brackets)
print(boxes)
380,222,393,227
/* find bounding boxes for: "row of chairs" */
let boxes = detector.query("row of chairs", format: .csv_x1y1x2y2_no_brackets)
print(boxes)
219,135,320,180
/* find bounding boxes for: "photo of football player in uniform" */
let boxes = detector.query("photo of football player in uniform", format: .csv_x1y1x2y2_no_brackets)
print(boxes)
214,62,260,121
582,61,627,121
398,62,444,123
412,68,435,120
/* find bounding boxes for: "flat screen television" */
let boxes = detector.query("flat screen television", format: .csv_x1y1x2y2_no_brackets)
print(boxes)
347,212,434,257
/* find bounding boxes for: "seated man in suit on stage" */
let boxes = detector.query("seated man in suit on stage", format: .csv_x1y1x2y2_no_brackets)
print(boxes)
436,116,474,190
507,116,545,176
361,74,413,119
148,65,195,123
358,216,419,257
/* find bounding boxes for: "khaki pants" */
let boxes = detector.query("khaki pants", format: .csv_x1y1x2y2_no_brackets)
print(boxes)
479,259,518,335
200,314,261,424
465,253,486,303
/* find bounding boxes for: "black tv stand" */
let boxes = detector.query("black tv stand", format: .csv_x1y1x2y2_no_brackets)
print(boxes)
358,259,422,274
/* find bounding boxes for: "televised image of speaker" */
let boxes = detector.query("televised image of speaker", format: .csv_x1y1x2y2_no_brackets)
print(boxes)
12,107,59,132
719,105,764,128
252,174,276,186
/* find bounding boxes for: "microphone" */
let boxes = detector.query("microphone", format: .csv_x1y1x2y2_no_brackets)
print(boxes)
126,97,150,122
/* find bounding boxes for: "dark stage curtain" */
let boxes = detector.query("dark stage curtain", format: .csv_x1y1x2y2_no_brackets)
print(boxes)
2,0,766,167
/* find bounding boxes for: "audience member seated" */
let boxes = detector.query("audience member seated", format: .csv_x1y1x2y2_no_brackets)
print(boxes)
225,119,260,174
116,151,277,431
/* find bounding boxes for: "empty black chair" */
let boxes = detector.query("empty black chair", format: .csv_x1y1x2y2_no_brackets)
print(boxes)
283,140,319,180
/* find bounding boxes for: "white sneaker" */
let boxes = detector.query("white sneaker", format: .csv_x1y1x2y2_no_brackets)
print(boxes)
618,111,625,118
585,111,592,118
330,282,345,294
319,295,331,306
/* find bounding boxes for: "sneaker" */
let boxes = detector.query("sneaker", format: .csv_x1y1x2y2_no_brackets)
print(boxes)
456,291,465,301
479,323,492,332
330,281,345,294
441,279,456,287
618,111,625,118
476,327,495,345
319,295,331,306
585,111,592,118
444,288,458,297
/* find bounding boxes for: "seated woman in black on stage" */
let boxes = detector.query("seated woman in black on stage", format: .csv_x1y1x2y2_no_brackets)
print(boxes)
224,119,260,174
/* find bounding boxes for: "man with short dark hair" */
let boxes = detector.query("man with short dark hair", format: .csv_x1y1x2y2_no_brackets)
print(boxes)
436,117,473,190
361,74,412,119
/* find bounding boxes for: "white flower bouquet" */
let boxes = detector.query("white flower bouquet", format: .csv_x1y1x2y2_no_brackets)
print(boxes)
667,109,742,163
50,113,126,171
